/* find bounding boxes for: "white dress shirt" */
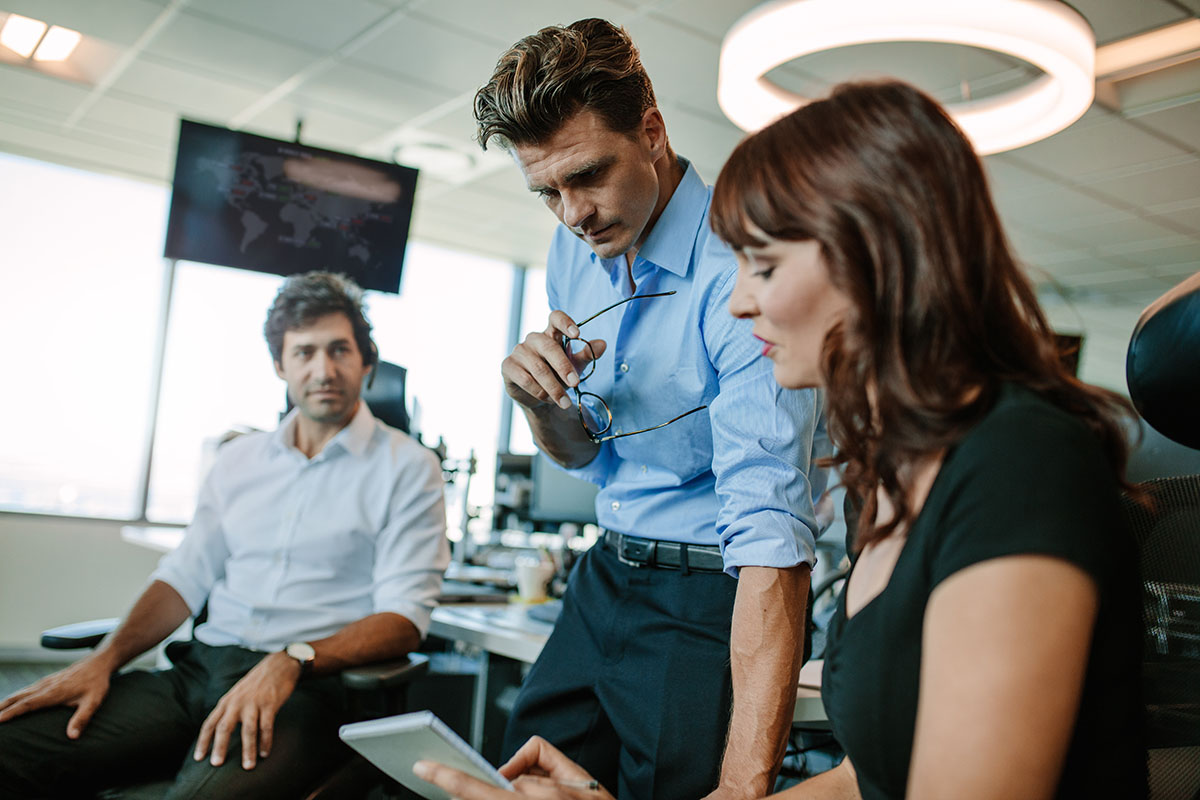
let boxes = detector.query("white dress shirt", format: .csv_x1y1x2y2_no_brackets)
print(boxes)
151,402,449,650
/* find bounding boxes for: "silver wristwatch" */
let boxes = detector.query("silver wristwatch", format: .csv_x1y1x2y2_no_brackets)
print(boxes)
284,641,316,677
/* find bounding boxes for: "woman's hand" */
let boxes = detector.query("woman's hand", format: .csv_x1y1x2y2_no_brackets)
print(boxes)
414,736,614,800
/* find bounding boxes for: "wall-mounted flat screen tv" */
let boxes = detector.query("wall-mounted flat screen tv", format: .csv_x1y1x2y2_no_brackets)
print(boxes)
164,119,418,294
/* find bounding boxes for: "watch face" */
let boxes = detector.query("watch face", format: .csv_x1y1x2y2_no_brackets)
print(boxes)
286,642,315,662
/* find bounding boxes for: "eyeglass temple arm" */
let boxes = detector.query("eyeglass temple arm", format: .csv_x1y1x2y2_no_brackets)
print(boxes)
575,290,677,328
594,404,708,443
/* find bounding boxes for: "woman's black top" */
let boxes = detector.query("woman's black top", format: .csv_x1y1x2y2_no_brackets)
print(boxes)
821,385,1146,799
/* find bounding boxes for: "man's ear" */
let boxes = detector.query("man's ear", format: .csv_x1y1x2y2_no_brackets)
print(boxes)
640,107,668,159
274,360,286,380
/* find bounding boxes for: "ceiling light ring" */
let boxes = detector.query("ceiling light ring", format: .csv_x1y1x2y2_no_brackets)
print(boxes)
718,0,1096,155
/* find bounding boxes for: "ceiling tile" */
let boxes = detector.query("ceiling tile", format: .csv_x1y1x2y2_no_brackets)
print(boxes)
1133,100,1200,152
109,56,264,122
619,16,727,115
1147,204,1200,234
0,0,168,46
1103,238,1200,269
346,14,507,96
1147,260,1200,281
144,11,316,88
996,187,1125,229
644,0,762,42
411,0,637,50
662,105,743,181
414,106,486,150
0,116,170,182
1068,0,1188,44
75,94,180,147
1008,118,1190,179
239,101,395,153
1053,214,1181,250
982,156,1065,200
294,62,453,129
0,66,93,119
1086,160,1200,210
183,0,391,52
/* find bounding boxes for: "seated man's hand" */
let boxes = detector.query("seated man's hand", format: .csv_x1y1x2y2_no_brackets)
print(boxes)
413,735,614,800
0,653,116,739
193,651,300,771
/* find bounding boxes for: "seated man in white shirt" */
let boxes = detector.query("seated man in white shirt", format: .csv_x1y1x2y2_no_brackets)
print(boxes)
0,272,449,800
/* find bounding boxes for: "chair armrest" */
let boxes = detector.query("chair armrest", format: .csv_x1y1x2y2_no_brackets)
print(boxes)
340,652,430,691
41,618,120,650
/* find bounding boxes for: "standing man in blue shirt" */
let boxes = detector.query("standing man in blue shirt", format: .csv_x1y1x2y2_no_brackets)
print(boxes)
474,19,828,800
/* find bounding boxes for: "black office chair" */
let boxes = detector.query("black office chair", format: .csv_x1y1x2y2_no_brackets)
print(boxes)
1123,272,1200,800
1120,477,1200,800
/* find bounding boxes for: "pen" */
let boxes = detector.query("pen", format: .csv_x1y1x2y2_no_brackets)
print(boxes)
554,779,601,791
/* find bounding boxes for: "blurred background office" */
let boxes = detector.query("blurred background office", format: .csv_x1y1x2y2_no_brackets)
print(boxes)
0,0,1198,672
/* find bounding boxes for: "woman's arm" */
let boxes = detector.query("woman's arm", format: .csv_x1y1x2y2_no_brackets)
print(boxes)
908,555,1099,799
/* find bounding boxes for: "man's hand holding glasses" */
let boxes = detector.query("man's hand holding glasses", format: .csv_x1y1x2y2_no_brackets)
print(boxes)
502,291,706,458
502,309,607,414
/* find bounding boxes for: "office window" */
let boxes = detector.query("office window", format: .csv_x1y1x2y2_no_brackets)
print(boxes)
0,150,518,526
147,242,516,526
508,266,549,455
0,152,167,518
370,243,514,529
145,262,287,522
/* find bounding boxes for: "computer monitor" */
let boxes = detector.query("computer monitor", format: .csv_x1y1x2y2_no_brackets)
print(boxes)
164,119,418,294
529,452,598,526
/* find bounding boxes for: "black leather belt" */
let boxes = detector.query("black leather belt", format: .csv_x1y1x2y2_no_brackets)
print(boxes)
601,530,725,573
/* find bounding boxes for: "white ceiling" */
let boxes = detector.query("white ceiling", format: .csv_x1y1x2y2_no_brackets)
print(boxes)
0,0,1197,392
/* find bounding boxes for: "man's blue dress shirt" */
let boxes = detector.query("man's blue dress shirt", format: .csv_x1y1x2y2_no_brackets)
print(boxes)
546,158,829,576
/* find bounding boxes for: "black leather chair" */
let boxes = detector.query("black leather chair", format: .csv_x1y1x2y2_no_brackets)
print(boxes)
1124,272,1200,800
1121,477,1200,800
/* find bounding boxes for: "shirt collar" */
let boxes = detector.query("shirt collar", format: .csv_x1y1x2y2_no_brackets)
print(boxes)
591,157,707,280
271,401,377,459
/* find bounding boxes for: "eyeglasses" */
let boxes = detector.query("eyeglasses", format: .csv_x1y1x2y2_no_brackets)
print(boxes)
561,290,707,443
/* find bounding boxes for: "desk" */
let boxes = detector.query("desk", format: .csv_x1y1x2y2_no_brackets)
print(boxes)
429,602,828,753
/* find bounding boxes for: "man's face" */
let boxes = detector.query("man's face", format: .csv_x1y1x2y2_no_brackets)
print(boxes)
274,312,370,427
514,109,668,260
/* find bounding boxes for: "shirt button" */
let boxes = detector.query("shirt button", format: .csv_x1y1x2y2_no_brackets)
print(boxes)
611,501,621,511
619,362,629,372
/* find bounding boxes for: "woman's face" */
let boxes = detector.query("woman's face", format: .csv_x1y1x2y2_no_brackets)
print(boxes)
729,231,852,390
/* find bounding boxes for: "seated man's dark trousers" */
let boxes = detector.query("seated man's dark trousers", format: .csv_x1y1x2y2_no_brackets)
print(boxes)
0,640,349,800
503,541,739,800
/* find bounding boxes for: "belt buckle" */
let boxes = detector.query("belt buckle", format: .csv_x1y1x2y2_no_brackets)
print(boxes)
618,536,655,568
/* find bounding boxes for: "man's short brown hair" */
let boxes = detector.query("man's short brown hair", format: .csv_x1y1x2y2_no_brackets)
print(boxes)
473,18,656,150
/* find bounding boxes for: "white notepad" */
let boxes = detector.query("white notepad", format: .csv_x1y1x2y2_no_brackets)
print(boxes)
339,710,513,800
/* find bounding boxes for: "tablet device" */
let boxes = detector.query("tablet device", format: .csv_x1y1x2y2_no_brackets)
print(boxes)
339,710,513,800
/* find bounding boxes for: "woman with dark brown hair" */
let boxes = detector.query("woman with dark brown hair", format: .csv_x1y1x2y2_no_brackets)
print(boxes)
709,80,1146,799
413,80,1146,800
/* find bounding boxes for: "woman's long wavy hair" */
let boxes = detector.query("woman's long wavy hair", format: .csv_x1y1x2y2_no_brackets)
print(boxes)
711,81,1137,551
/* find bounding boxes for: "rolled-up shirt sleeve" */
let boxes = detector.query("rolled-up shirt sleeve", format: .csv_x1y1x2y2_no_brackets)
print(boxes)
703,269,830,577
371,443,449,638
149,463,231,615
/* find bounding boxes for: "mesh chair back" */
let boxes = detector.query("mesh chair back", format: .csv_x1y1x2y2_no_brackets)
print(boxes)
1121,475,1200,800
